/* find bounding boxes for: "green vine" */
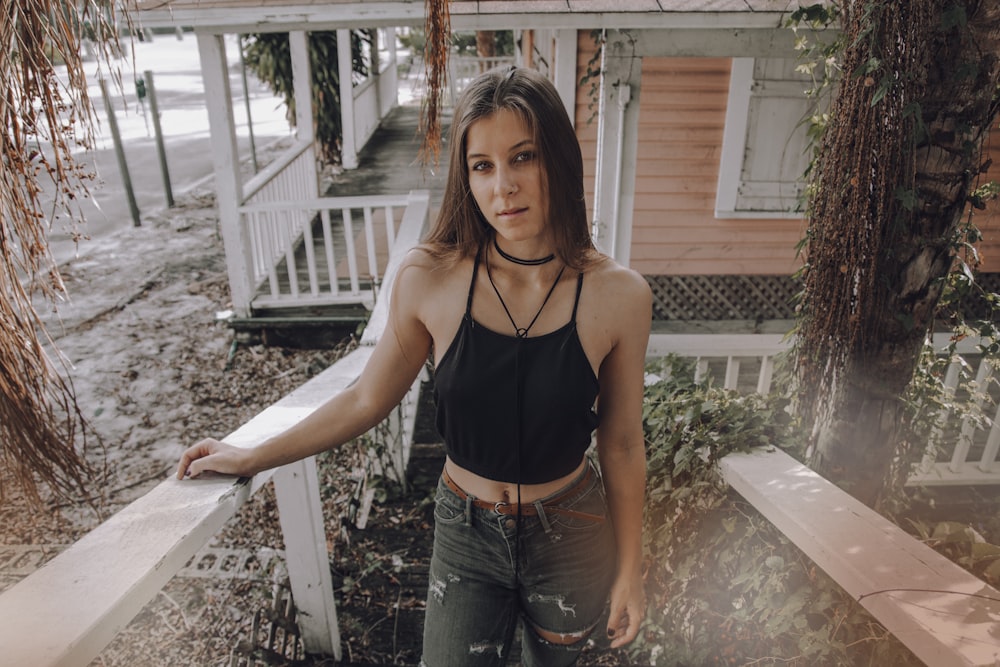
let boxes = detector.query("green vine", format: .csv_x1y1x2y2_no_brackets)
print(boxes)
578,29,606,125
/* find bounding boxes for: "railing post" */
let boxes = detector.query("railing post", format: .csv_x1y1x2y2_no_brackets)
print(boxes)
272,457,342,660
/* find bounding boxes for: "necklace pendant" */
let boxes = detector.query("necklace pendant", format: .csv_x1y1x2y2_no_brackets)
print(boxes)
516,328,529,338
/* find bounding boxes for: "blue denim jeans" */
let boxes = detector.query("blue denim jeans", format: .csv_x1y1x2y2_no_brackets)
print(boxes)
420,460,616,666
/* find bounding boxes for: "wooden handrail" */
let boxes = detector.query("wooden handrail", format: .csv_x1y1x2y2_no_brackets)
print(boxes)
722,448,1000,667
0,348,372,666
241,140,313,204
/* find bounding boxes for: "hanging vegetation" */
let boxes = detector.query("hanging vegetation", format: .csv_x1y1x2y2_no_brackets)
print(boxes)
419,0,451,167
798,2,937,415
1,1,132,505
242,30,371,165
794,1,1000,501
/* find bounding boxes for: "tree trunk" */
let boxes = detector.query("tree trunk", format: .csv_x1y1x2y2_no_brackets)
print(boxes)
802,1,1000,506
476,30,496,59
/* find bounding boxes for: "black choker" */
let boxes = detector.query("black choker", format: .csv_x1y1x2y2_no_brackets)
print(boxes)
493,238,555,266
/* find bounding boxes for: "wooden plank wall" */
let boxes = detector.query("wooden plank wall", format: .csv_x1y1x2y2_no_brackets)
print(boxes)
575,32,1000,276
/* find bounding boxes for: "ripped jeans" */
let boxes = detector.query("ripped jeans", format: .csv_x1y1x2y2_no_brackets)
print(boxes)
420,460,615,666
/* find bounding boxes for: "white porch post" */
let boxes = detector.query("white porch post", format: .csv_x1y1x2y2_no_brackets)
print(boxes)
337,28,359,169
289,30,320,196
591,31,642,266
384,27,399,113
553,29,578,128
273,458,342,659
197,33,254,317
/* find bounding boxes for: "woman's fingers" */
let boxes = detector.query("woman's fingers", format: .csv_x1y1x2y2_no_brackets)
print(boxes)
176,438,225,479
606,578,645,648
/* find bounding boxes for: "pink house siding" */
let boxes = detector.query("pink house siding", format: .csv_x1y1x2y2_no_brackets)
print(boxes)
577,48,806,276
576,44,1000,278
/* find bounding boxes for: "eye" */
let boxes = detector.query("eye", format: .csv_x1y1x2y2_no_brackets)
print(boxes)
513,150,536,164
469,160,491,172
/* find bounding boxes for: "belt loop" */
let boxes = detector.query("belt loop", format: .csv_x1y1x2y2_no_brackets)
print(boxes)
533,500,552,533
464,494,473,526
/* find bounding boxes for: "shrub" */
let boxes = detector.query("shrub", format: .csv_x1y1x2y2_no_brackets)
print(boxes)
633,356,920,665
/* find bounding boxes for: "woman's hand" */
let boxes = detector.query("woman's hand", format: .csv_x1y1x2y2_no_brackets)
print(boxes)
605,569,645,649
176,438,259,480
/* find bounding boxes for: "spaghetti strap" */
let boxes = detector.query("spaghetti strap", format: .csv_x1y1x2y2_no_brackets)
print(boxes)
570,272,584,322
466,249,481,316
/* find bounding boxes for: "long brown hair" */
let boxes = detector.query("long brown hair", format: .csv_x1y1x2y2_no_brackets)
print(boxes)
423,65,598,270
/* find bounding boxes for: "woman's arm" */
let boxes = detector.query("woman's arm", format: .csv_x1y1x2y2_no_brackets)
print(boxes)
593,267,652,648
176,254,434,479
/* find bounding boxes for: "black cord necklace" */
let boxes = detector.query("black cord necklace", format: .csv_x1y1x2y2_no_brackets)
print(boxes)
493,237,555,266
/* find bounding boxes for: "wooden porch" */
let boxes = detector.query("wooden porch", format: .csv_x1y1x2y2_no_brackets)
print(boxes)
218,104,445,346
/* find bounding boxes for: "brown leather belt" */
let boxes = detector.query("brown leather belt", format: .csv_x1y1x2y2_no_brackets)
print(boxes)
441,464,606,523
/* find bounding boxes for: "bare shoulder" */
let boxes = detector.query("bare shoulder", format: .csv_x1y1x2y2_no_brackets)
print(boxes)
586,256,652,319
392,247,474,321
576,256,651,361
394,247,465,290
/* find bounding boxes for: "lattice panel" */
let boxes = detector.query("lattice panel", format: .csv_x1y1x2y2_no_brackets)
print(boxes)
646,273,1000,322
646,275,800,321
955,272,1000,320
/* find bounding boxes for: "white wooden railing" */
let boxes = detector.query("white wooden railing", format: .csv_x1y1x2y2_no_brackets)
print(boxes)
649,332,1000,487
239,139,316,291
447,55,516,106
239,190,431,311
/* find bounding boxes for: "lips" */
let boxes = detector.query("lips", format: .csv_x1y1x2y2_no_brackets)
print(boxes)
498,207,527,216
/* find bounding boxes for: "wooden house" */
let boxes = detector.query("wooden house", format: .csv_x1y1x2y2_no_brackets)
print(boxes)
134,0,1000,332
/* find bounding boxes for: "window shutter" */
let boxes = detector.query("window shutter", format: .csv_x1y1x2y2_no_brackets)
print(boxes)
716,57,815,218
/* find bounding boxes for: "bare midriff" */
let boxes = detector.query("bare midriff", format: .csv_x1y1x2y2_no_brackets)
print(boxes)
443,456,588,504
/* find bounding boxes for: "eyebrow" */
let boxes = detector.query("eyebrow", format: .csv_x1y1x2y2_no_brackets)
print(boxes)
466,139,535,161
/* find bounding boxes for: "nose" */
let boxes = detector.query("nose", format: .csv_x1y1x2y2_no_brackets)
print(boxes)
494,166,517,196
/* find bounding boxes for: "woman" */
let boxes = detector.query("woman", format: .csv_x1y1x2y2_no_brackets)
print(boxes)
177,65,650,666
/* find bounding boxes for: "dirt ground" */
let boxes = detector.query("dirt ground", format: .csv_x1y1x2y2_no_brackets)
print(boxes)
2,180,632,665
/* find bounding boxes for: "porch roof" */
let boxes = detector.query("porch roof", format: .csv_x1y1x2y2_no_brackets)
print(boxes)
135,0,809,32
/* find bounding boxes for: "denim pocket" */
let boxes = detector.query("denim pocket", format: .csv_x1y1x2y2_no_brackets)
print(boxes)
547,479,608,532
433,481,468,525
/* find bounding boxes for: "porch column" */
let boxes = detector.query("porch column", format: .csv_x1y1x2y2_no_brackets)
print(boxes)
338,28,359,169
591,31,642,266
289,30,320,195
197,33,254,317
383,27,399,113
553,29,578,128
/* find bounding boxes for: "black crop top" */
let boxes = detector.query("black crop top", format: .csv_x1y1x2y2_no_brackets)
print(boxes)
433,252,600,484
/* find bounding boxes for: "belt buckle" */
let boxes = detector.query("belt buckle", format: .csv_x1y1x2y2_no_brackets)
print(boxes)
494,501,511,514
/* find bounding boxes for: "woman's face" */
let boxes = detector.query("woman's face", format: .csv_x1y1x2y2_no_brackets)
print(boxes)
465,109,549,244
